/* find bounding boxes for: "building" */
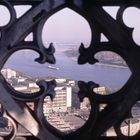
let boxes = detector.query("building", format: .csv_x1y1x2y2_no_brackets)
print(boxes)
44,86,72,114
1,68,16,79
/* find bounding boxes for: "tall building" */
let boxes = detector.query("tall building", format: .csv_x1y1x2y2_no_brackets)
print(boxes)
43,86,72,114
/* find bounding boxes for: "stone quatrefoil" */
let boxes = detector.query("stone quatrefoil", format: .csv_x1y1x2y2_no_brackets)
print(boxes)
0,0,140,140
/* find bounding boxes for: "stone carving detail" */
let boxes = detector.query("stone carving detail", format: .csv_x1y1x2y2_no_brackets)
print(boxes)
0,0,140,139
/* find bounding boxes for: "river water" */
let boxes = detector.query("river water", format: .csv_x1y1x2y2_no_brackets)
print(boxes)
4,44,131,90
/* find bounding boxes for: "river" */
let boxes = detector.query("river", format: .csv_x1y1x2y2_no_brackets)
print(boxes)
4,44,131,90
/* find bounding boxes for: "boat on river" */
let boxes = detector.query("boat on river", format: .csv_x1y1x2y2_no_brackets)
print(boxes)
47,65,59,70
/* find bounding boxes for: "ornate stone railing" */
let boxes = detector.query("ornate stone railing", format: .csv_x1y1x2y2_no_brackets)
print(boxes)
0,0,140,139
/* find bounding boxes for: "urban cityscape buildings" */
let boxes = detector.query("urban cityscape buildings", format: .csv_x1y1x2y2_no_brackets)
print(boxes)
0,67,140,136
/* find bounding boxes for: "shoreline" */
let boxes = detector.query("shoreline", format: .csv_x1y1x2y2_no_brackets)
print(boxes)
70,57,128,69
95,63,128,69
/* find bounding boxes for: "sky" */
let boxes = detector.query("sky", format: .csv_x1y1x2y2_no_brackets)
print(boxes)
42,8,91,44
0,5,140,45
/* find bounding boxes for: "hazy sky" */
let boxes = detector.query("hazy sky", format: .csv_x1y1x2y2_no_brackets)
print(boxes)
42,8,91,44
0,5,140,45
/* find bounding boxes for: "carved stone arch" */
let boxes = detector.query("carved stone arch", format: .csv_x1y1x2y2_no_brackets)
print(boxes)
0,0,140,140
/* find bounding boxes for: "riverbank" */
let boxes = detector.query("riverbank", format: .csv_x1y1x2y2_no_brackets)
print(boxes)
95,62,128,69
70,57,128,69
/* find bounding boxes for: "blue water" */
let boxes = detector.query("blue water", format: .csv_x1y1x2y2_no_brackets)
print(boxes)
4,45,131,90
